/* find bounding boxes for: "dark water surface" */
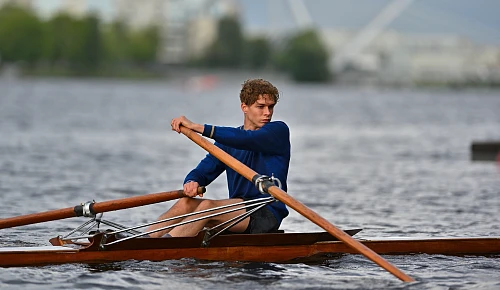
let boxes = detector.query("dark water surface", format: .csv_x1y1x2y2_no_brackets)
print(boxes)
0,77,499,289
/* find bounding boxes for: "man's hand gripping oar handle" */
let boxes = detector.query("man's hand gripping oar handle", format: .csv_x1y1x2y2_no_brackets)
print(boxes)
0,187,205,230
179,126,414,282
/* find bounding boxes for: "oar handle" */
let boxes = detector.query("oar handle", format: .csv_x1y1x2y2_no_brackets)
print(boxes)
179,126,414,282
0,187,205,230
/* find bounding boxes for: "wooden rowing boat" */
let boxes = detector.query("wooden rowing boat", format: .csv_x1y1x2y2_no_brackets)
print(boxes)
1,127,498,281
1,230,498,267
1,192,497,269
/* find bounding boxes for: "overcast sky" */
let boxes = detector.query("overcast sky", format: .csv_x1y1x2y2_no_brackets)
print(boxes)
240,0,500,44
34,0,500,44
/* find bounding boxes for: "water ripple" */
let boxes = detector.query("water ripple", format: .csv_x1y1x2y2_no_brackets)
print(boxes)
1,79,499,289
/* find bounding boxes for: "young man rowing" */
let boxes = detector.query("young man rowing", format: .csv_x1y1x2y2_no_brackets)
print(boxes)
146,78,291,237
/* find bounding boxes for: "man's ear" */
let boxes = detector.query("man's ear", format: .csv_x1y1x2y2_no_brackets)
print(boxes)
241,102,248,114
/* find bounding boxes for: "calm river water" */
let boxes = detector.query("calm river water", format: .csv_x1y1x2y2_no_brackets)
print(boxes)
0,76,499,289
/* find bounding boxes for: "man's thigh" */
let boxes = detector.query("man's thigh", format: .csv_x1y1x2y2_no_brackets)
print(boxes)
204,198,249,232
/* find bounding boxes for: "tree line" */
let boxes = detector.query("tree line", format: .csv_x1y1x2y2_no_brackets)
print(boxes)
198,16,331,82
0,5,159,76
0,4,331,81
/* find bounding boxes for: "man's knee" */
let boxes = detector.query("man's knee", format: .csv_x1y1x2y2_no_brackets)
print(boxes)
194,199,216,211
174,197,202,210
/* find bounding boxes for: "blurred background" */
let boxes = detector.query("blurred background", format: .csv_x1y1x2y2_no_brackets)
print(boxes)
0,2,499,288
1,0,499,86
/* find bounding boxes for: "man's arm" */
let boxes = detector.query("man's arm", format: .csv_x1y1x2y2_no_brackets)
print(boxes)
203,121,290,155
171,116,226,196
170,116,289,154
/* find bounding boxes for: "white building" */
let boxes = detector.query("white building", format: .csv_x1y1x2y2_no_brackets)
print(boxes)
59,0,87,17
111,0,240,64
155,0,239,64
113,0,165,30
185,0,240,60
320,28,500,84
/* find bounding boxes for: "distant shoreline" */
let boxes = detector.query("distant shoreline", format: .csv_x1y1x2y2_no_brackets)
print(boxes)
2,65,500,89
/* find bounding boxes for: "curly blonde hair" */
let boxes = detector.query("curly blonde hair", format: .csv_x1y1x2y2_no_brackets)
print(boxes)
240,79,280,105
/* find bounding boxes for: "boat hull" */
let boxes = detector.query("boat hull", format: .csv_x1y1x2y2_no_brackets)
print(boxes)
0,233,498,267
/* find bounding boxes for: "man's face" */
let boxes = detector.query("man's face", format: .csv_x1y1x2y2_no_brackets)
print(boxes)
241,94,276,130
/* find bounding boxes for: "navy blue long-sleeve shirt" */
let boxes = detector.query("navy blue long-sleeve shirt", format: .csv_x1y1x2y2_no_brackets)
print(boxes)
184,121,291,225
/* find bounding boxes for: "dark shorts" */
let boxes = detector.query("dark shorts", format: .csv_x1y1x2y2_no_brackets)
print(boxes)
241,205,279,234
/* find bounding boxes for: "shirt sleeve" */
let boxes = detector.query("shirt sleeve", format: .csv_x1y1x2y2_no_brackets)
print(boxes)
202,121,290,155
183,143,227,186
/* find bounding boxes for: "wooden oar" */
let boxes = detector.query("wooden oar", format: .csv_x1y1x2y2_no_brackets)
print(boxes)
179,126,414,282
0,187,205,230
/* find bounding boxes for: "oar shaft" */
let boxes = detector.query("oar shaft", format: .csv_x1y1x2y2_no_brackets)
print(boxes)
0,207,76,230
0,188,204,230
267,186,414,282
179,126,414,282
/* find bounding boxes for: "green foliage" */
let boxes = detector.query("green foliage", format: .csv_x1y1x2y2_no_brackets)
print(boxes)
0,5,159,75
80,14,102,70
280,29,331,82
43,12,103,71
102,22,160,66
43,13,77,64
243,36,272,69
203,16,243,68
102,20,130,64
129,25,160,64
0,5,333,82
0,5,43,64
201,17,331,82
